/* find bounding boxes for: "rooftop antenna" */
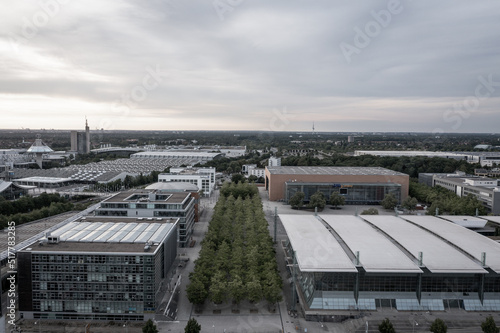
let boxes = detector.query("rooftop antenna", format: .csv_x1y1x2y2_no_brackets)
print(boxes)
312,121,315,134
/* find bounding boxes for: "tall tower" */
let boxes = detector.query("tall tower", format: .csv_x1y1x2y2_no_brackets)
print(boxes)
85,117,90,153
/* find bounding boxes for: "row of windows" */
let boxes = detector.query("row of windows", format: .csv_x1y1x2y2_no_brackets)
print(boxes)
32,265,150,273
33,313,145,321
33,282,150,292
33,273,152,283
33,300,147,313
306,273,493,294
32,255,151,264
33,292,151,301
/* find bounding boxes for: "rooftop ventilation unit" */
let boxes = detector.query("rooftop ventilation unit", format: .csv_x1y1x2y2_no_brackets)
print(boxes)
48,236,60,244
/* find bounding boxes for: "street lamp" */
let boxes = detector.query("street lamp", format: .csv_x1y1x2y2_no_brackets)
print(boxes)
123,321,128,333
412,320,418,333
35,320,41,333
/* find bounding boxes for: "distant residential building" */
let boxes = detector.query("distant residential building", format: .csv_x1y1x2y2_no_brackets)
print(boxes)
475,168,500,177
420,173,500,214
249,168,265,178
158,167,216,196
242,164,257,175
348,135,355,143
268,157,281,167
18,217,179,321
95,190,196,247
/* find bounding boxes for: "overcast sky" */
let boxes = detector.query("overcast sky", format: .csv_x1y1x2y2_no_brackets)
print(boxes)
1,1,499,132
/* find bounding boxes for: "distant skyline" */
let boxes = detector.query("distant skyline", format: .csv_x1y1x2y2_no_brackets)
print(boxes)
1,1,500,133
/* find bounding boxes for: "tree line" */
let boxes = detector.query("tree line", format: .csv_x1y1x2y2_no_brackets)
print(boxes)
409,180,487,215
0,193,78,229
378,315,498,333
186,182,282,310
281,154,478,178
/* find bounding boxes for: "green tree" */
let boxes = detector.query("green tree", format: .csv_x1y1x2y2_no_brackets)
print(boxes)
246,275,262,303
361,208,379,215
402,196,418,212
289,191,305,209
381,193,398,210
248,175,258,183
228,274,246,305
231,173,246,184
308,191,326,210
142,319,159,333
209,271,227,304
186,278,208,305
481,316,499,333
378,318,395,333
185,318,201,333
329,192,345,209
430,318,447,333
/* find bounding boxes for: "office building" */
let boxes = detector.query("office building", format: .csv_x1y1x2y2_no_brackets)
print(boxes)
280,214,500,319
158,167,216,196
18,217,178,321
265,166,409,204
249,168,265,178
94,190,196,247
420,173,500,214
268,157,281,167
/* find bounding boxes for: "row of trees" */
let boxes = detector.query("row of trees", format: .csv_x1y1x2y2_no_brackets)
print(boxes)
289,191,345,210
0,192,69,216
0,193,78,229
410,181,487,215
378,316,498,333
281,154,478,178
186,183,282,309
220,181,259,200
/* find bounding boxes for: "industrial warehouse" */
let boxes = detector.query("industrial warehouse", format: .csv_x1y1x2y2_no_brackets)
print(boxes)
280,214,500,318
18,217,179,322
265,166,409,204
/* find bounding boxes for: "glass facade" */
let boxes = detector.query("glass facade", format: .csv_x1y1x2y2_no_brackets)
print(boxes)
293,270,497,311
28,252,160,321
285,182,401,205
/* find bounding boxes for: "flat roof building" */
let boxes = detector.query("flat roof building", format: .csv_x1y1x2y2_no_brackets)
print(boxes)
280,214,500,318
18,217,178,321
95,190,196,247
420,174,500,214
158,167,216,197
265,166,409,204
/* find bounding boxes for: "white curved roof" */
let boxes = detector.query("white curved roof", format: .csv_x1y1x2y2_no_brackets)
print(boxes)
403,215,500,273
280,214,357,272
361,215,486,274
321,215,422,273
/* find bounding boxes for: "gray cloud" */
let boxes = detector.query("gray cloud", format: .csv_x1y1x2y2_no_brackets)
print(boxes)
1,0,499,132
